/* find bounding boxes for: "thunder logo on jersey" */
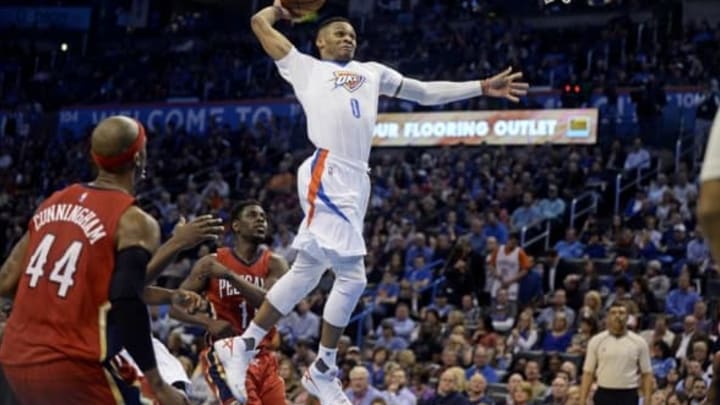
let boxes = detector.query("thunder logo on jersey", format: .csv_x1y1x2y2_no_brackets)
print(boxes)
332,71,366,92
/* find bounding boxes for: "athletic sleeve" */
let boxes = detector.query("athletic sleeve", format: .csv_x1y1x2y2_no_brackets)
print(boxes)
109,247,157,372
275,47,316,92
365,62,404,97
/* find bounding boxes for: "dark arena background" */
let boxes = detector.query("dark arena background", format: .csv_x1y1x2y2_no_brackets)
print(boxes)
1,0,720,404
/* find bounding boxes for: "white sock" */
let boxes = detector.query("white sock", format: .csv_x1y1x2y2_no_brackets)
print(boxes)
240,322,268,351
317,344,338,369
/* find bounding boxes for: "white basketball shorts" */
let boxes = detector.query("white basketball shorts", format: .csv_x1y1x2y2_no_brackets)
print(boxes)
292,148,370,259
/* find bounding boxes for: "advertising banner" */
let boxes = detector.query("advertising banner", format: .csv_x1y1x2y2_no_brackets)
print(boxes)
372,108,598,147
0,7,92,31
57,101,300,138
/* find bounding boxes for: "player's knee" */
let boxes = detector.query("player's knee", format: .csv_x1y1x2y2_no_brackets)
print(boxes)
333,257,367,296
337,274,367,296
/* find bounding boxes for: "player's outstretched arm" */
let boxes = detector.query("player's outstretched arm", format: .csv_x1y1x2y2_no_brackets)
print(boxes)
199,258,270,308
113,207,187,405
142,286,204,313
145,215,223,284
393,67,529,105
168,255,234,338
0,233,28,298
250,1,294,61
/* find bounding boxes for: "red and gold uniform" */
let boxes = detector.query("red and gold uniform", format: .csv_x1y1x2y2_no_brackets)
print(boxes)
201,247,285,405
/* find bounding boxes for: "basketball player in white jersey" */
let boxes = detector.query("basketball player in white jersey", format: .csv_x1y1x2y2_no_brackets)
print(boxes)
211,2,529,403
697,110,720,405
489,233,530,301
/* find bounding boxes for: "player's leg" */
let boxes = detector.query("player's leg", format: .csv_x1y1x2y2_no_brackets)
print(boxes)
212,250,327,402
317,255,366,369
244,366,262,405
699,112,720,405
301,255,365,405
256,351,287,405
200,347,242,405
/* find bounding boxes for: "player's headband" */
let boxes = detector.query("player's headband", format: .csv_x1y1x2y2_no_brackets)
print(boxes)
92,119,147,170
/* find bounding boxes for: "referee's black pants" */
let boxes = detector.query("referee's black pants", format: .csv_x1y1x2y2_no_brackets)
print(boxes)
594,387,638,405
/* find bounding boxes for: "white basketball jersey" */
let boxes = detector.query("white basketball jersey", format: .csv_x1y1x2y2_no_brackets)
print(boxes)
276,47,403,162
496,245,520,281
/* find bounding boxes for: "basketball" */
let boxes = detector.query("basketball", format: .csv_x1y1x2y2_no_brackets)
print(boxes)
280,0,325,15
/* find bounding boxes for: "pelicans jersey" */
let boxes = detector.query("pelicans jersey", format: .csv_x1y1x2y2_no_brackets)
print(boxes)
204,247,277,347
0,183,146,405
201,247,285,405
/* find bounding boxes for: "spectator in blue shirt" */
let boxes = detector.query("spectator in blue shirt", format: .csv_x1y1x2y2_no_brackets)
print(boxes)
465,345,499,383
540,313,574,352
583,232,607,258
405,232,434,269
373,272,400,319
651,340,677,380
407,255,433,288
537,184,566,221
686,226,710,266
345,366,385,405
482,211,509,245
426,293,455,321
511,192,543,231
554,228,585,259
665,272,700,318
374,321,409,352
519,259,544,307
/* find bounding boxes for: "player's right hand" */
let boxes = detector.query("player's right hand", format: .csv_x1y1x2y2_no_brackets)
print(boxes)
153,382,190,405
208,319,235,339
171,215,224,249
272,0,293,20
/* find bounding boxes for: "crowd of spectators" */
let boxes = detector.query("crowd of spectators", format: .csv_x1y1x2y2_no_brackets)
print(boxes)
1,1,720,405
1,0,719,112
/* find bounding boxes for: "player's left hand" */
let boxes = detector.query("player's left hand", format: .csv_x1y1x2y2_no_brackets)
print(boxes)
171,289,205,314
171,214,224,249
482,67,530,103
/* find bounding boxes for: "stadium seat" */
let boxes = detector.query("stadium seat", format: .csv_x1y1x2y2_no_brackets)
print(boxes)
487,383,508,396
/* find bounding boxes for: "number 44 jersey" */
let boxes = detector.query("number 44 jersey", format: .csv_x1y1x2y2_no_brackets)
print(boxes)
205,247,277,348
0,183,135,366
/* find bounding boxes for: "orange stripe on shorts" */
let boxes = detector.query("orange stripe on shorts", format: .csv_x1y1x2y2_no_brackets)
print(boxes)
306,149,329,227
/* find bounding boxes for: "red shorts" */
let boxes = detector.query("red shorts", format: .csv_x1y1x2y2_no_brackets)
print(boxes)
2,358,149,405
202,346,286,405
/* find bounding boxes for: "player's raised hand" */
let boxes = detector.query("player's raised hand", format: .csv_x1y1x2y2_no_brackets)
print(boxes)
272,0,293,20
482,67,530,103
171,289,205,314
171,215,224,249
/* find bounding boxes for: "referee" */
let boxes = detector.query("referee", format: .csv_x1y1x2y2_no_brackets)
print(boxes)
580,302,652,405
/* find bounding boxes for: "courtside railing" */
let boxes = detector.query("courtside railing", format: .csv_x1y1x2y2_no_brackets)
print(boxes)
521,219,551,251
570,191,598,228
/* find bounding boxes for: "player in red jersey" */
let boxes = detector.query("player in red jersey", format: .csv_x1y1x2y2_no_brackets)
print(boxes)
172,200,288,405
0,115,222,405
